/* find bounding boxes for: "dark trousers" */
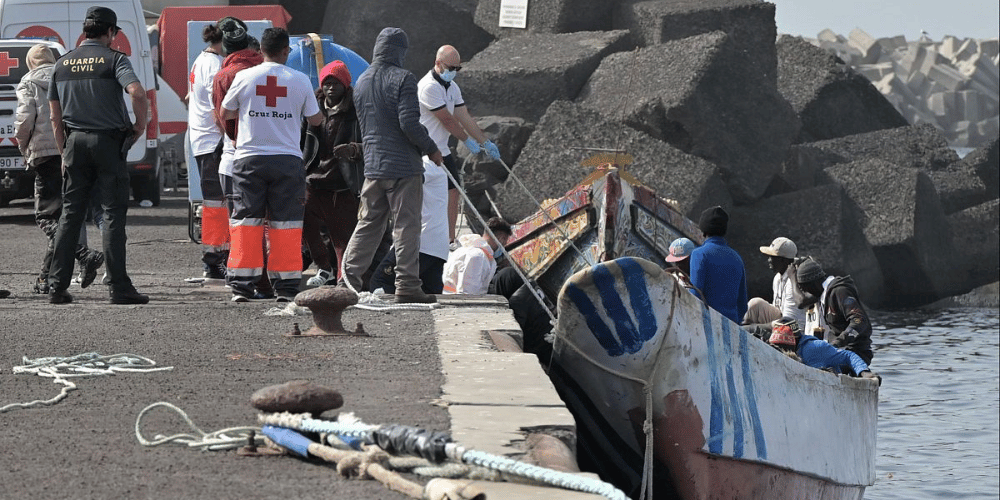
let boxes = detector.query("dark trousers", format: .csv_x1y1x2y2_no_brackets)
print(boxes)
49,130,132,293
302,184,359,278
34,156,92,280
368,249,446,295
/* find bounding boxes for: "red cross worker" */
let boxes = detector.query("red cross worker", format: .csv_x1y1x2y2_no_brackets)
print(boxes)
220,28,322,302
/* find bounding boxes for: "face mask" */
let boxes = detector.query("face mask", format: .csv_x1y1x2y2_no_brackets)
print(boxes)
439,69,457,83
493,246,503,259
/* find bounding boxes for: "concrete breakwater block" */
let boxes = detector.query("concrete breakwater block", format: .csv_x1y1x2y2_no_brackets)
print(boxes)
809,124,959,172
928,166,991,215
947,200,1000,293
460,30,634,121
577,31,799,204
250,380,344,415
728,183,883,304
955,137,999,200
474,0,615,38
319,0,492,77
614,0,779,84
494,100,730,223
776,35,908,143
827,159,956,307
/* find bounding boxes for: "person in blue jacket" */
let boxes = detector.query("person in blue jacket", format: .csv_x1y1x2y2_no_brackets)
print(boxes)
768,318,881,384
688,206,748,323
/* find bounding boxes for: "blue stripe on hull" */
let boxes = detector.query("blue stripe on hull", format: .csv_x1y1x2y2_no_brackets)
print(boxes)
721,320,745,458
617,258,657,343
592,264,643,354
740,329,768,460
566,283,624,357
701,305,724,454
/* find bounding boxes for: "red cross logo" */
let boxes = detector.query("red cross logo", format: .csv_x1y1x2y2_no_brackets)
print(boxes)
256,75,287,108
0,52,20,77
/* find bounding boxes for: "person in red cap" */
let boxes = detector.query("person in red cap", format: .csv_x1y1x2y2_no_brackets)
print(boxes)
767,318,881,383
301,60,364,286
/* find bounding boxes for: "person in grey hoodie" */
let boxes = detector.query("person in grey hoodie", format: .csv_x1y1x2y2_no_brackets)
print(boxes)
14,43,104,294
339,27,443,303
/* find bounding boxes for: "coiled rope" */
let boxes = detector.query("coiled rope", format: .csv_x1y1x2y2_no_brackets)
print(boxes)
1,352,173,413
135,402,263,451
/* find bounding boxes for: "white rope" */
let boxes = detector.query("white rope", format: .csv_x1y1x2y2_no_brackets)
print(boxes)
135,402,264,451
1,352,173,414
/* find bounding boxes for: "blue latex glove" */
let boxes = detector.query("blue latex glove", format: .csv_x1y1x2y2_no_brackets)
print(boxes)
482,140,501,161
463,137,481,155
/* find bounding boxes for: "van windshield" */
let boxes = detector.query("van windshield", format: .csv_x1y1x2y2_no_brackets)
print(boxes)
0,45,61,86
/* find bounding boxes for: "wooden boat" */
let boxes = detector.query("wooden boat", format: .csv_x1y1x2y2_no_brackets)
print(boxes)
550,256,879,499
504,165,704,304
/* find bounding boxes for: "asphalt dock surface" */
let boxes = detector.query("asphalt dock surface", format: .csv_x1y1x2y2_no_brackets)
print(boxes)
0,194,598,500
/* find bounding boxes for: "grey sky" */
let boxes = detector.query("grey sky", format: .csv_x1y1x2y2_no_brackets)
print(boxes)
770,0,999,40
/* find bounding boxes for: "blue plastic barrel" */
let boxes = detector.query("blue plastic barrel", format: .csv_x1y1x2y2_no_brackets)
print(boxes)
286,34,369,89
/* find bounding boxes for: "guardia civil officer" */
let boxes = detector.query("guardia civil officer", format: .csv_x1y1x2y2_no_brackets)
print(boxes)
47,6,149,305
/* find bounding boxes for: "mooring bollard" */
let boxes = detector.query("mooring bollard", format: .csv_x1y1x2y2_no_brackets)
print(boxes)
291,287,365,336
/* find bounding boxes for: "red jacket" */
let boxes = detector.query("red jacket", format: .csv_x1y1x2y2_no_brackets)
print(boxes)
212,48,263,141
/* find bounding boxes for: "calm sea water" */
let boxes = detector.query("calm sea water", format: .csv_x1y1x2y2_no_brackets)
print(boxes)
865,307,1000,499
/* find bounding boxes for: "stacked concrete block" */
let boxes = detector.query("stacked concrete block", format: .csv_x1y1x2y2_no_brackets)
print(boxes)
318,0,493,77
613,0,779,83
947,200,1000,290
809,29,1000,147
577,31,799,204
955,137,999,200
776,35,908,143
459,30,634,121
473,0,615,38
494,101,731,223
827,159,959,307
727,184,883,304
809,123,959,172
928,167,991,215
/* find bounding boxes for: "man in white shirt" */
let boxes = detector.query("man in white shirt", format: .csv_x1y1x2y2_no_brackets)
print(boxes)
442,217,511,295
744,237,806,326
417,45,501,244
188,23,226,279
221,27,323,302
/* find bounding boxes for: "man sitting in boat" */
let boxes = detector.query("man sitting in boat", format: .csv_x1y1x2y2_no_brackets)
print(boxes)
688,206,749,324
796,258,874,365
768,318,881,383
442,218,512,294
664,237,696,291
744,237,807,329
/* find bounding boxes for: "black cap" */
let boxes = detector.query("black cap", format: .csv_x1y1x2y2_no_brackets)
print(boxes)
85,6,120,31
796,257,827,284
218,16,249,55
699,206,729,236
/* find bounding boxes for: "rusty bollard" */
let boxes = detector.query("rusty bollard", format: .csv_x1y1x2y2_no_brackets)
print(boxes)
292,287,365,336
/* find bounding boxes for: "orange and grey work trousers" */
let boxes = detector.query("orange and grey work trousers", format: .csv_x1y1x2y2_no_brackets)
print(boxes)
341,174,424,295
197,147,229,268
227,154,305,298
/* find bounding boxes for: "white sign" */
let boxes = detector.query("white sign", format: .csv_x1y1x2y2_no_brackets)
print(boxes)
498,0,529,29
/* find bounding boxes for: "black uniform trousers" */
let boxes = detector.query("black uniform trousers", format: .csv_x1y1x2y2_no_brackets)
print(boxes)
49,129,133,294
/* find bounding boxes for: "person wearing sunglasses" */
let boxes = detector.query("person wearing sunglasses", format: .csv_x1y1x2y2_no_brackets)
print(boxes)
417,44,501,246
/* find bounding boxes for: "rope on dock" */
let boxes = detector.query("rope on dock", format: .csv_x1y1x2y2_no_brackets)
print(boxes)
1,352,173,414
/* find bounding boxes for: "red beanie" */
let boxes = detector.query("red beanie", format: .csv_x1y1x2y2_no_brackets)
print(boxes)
319,60,351,89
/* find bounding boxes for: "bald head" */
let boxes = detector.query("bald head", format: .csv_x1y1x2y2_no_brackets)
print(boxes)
435,45,461,74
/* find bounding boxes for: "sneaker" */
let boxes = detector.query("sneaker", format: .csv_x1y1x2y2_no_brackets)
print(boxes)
306,269,334,287
33,277,50,294
252,291,275,300
231,294,250,303
101,272,110,286
0,289,10,299
394,291,437,304
50,289,73,304
110,289,149,305
139,199,153,208
275,294,296,303
79,251,105,289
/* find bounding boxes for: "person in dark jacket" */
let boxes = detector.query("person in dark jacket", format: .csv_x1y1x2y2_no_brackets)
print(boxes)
768,318,881,383
796,258,874,365
339,27,443,303
688,206,748,323
302,60,363,286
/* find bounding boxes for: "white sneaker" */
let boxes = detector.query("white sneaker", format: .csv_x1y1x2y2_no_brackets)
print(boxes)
139,200,153,208
306,269,334,286
231,294,250,303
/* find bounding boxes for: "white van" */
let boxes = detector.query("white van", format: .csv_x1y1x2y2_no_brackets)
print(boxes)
0,0,162,204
